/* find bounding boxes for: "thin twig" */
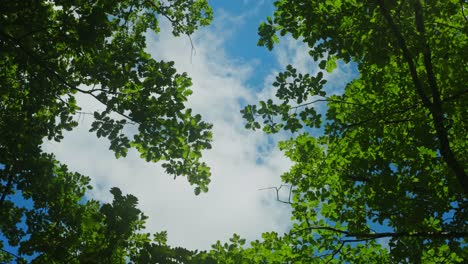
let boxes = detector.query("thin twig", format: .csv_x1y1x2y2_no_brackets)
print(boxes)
259,185,294,204
144,0,197,63
324,241,345,264
290,97,374,114
0,248,23,262
75,111,137,125
292,225,468,240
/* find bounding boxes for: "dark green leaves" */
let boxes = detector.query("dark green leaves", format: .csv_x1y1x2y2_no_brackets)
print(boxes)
258,17,279,50
1,0,214,193
0,0,215,262
241,64,326,134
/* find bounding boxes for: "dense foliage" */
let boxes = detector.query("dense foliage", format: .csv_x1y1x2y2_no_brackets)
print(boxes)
2,0,468,263
237,0,468,262
0,0,213,262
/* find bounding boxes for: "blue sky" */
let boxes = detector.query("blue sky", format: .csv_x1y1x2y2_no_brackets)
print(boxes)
208,0,278,89
9,0,358,253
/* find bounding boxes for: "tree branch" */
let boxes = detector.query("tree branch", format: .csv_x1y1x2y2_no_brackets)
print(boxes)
377,0,433,109
290,97,374,114
377,0,468,193
0,248,24,262
0,165,13,210
338,89,468,132
258,185,294,205
144,0,197,61
414,0,468,193
74,88,140,124
460,0,468,23
292,225,468,240
324,241,345,264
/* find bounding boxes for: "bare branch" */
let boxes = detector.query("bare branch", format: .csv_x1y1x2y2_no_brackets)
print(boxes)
259,184,294,205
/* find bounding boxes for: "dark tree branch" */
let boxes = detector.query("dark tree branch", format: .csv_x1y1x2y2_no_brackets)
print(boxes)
339,88,468,131
298,87,467,135
324,241,345,264
414,0,468,193
0,248,24,262
74,88,141,124
0,165,13,210
76,111,136,125
432,21,465,31
340,238,374,243
292,226,468,240
144,0,197,61
444,88,468,102
347,175,372,183
377,0,433,109
461,0,468,23
344,117,415,130
377,0,468,193
290,97,374,114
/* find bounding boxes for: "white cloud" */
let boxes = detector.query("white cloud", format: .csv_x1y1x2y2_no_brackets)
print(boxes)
274,36,318,73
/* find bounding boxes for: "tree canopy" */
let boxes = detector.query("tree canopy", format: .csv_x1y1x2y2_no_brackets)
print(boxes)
0,0,213,193
237,0,468,262
0,0,214,262
1,0,468,263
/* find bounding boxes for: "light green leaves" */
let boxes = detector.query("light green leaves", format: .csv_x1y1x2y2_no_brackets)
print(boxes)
240,0,468,262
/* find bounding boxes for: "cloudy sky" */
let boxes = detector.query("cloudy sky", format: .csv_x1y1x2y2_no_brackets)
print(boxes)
44,1,356,250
